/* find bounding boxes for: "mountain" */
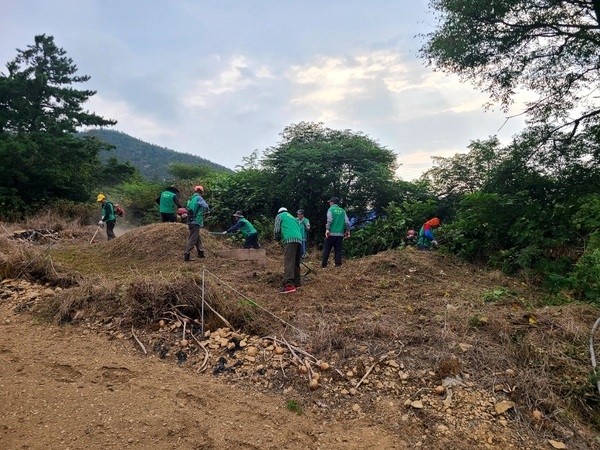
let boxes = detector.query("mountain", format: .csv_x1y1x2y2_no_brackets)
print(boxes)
81,129,233,181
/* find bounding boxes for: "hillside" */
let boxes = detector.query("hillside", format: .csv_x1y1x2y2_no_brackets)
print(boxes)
1,222,599,449
81,129,233,180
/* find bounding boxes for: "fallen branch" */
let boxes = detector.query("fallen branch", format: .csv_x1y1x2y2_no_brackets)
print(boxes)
201,298,234,330
355,354,388,389
131,326,147,355
190,332,210,373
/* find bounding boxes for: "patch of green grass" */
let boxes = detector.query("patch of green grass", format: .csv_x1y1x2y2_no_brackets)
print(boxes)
285,400,303,415
482,287,513,303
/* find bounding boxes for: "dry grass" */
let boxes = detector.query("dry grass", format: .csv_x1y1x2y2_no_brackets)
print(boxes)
2,217,599,442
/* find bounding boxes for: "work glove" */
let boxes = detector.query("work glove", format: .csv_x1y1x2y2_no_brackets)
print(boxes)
431,239,438,248
344,231,350,238
98,220,104,228
222,231,227,235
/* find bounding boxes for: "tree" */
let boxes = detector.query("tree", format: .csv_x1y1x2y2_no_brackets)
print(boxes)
166,162,216,182
420,1,600,151
421,136,506,197
262,122,400,236
0,34,116,216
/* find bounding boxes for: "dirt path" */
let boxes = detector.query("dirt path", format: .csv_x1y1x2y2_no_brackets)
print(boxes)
0,303,402,450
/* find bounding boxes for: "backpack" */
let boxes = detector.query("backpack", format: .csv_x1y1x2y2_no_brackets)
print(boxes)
112,203,125,217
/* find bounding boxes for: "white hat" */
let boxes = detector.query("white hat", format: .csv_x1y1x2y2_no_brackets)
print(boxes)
278,207,288,213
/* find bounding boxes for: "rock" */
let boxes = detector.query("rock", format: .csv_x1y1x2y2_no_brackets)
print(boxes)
458,343,473,352
246,346,258,356
532,410,543,420
494,400,515,415
349,388,357,396
352,404,361,412
434,385,445,395
548,440,566,449
386,360,400,368
410,400,423,409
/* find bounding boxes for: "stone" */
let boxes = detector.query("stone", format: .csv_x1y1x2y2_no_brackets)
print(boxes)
410,400,424,409
494,401,515,415
548,440,566,449
458,343,473,352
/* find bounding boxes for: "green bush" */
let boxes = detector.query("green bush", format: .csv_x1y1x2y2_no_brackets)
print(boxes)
572,247,600,302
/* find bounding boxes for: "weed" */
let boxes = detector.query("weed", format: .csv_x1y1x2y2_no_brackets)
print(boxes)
285,400,303,415
469,314,487,328
483,287,508,303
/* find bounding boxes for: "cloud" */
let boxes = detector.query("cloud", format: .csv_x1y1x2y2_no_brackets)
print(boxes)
183,55,275,108
86,95,177,142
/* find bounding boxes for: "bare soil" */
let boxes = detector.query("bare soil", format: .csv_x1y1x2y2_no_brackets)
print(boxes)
1,223,599,449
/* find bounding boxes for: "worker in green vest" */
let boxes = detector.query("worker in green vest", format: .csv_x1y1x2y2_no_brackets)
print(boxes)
321,197,350,268
156,186,183,222
274,207,303,293
223,211,260,249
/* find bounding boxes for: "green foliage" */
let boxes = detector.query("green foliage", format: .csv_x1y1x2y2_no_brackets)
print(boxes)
343,201,445,258
100,156,138,186
208,169,278,231
167,162,217,181
42,199,98,226
262,122,400,238
285,400,303,415
572,245,600,303
83,129,232,181
482,288,512,304
422,137,506,197
420,0,600,145
111,179,165,225
0,35,115,218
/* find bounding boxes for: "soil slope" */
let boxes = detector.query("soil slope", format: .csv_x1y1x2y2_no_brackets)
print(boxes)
0,223,599,449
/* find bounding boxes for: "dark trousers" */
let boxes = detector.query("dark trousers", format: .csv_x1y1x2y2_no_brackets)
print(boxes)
184,223,203,255
283,242,302,287
106,220,116,241
322,235,343,267
161,213,177,223
243,232,260,249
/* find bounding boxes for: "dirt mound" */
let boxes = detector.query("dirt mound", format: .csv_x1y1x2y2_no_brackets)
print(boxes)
104,223,230,260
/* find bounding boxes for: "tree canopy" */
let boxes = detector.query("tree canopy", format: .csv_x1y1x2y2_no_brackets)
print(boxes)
261,122,400,234
0,34,116,216
420,0,600,150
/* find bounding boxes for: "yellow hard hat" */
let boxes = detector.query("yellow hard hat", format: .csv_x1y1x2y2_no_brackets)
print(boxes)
96,194,106,202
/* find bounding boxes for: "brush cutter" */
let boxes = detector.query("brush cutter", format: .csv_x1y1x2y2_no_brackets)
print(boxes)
89,226,101,243
301,258,315,277
209,231,227,235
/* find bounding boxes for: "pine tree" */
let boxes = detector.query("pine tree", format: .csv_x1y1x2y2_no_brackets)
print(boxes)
0,34,116,215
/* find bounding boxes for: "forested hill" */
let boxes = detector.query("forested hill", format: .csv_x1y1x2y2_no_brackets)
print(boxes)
81,129,233,181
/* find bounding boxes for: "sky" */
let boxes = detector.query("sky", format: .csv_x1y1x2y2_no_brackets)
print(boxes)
1,0,528,180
